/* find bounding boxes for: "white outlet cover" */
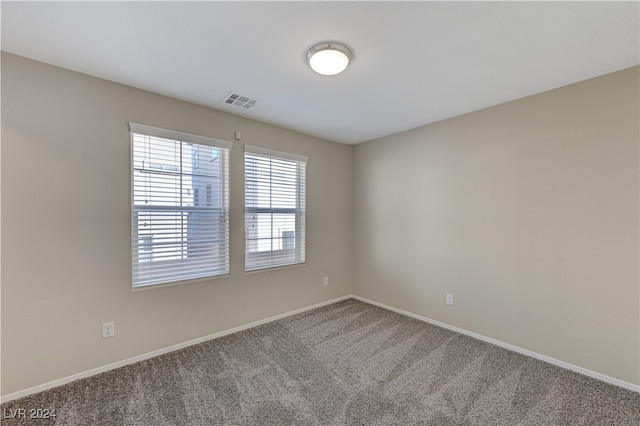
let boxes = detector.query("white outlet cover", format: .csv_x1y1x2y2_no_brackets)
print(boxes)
446,294,454,305
102,322,115,338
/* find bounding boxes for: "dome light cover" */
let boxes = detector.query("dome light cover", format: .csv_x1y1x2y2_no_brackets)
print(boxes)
306,42,353,76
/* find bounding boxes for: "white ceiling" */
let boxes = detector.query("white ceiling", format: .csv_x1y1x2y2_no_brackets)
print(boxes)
2,1,638,145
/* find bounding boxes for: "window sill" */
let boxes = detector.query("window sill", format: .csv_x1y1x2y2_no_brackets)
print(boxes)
244,262,306,275
132,273,230,291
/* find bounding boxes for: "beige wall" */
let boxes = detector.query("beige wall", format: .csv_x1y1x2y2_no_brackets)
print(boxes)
1,53,353,396
353,67,640,386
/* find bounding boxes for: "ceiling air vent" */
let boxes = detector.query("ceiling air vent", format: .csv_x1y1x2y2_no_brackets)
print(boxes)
221,92,260,109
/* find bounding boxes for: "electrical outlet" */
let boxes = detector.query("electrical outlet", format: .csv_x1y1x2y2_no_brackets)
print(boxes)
102,321,115,339
323,277,329,286
446,294,454,306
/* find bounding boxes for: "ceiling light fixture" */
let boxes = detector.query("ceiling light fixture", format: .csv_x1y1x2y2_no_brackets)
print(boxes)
306,42,353,76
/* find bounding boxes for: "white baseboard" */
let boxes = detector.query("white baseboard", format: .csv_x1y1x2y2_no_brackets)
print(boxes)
0,295,351,403
352,295,640,393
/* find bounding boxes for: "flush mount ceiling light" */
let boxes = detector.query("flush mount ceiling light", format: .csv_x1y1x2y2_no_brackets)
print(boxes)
306,42,353,76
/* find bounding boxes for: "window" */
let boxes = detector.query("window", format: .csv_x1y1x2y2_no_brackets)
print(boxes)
130,123,232,288
244,145,307,271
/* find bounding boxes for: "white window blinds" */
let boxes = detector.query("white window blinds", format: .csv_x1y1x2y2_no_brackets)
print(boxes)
244,145,307,271
130,123,232,288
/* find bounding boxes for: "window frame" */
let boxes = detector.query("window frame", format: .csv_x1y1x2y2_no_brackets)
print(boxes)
244,145,307,272
130,122,233,290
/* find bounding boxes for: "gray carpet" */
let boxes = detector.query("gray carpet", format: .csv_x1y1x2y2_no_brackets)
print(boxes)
2,299,639,425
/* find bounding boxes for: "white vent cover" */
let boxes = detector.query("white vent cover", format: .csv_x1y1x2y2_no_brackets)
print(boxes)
222,92,260,109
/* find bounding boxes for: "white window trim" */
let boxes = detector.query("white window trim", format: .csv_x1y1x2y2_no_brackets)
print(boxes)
129,123,233,150
244,145,308,163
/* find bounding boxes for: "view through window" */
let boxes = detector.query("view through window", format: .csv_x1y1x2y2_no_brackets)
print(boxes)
130,123,232,288
244,145,307,271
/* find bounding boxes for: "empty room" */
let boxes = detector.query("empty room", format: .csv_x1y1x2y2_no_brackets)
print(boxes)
1,2,638,425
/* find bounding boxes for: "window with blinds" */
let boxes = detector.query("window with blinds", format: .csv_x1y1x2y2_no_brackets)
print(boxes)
130,123,232,288
244,145,307,271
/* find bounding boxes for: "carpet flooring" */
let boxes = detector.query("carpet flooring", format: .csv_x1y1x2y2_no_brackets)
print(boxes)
2,299,639,425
